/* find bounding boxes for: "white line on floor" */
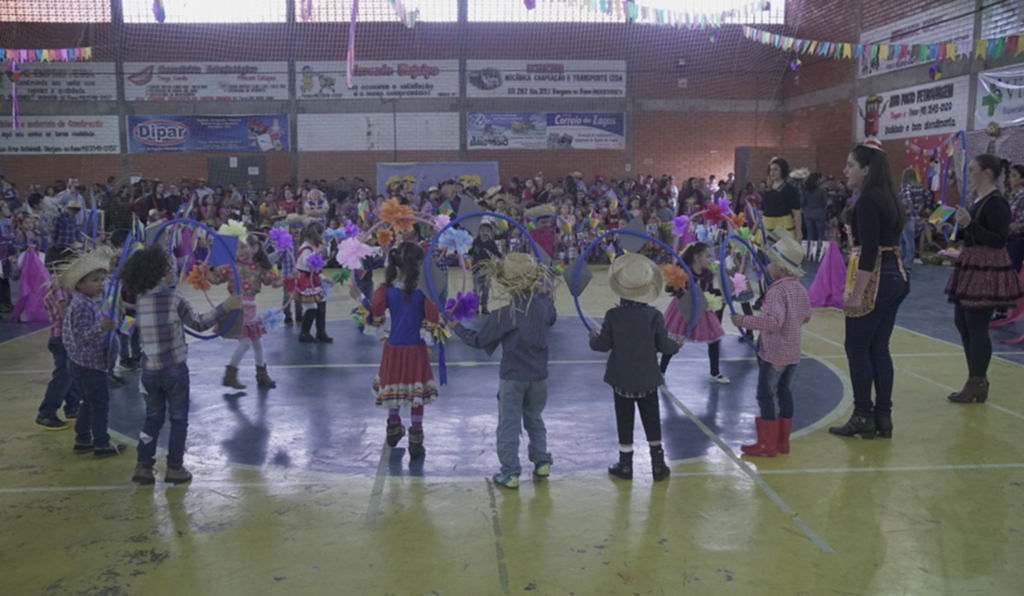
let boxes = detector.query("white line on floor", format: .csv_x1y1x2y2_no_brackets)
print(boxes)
893,364,1024,422
363,440,391,531
659,384,837,554
758,463,1024,475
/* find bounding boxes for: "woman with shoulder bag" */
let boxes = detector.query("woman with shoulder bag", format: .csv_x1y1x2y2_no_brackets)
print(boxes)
830,140,909,440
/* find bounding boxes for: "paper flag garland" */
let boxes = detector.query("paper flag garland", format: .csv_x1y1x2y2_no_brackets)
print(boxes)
1,47,93,64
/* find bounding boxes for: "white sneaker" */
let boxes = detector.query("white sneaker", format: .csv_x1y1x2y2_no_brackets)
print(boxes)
710,374,731,385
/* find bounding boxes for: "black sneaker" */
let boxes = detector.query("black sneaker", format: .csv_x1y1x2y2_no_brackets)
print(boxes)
35,415,70,431
73,442,94,454
284,316,294,326
63,407,79,420
93,443,127,459
298,333,317,343
108,374,125,388
316,333,334,343
119,358,138,371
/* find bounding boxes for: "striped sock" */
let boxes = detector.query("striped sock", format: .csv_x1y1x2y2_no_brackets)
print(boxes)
410,406,424,430
388,409,400,424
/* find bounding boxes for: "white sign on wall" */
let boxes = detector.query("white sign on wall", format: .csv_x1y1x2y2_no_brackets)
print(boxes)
123,62,289,101
465,60,626,98
0,62,117,102
975,63,1024,129
295,61,458,100
0,116,121,154
855,76,969,141
298,113,460,151
858,0,974,79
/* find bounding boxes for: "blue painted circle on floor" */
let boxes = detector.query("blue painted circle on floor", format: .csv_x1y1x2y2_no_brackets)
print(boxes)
107,317,844,478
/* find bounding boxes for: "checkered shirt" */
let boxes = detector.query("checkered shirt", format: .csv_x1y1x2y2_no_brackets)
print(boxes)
135,287,229,371
740,276,812,367
62,292,108,371
1010,187,1024,234
43,281,74,338
52,213,81,246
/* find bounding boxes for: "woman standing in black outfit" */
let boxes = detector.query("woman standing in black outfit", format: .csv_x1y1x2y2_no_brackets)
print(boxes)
944,155,1024,403
762,158,803,242
830,140,909,439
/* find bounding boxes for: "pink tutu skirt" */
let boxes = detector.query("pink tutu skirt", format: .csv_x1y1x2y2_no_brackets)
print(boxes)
664,296,688,344
689,310,725,344
242,297,267,340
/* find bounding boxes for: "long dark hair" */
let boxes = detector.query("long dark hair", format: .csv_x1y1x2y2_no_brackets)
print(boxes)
385,242,424,301
804,172,822,192
244,234,272,270
681,242,711,267
974,154,1009,195
769,157,791,180
849,144,906,229
302,221,325,246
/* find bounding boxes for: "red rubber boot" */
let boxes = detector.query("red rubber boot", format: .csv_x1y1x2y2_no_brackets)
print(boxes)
776,417,792,455
740,418,778,457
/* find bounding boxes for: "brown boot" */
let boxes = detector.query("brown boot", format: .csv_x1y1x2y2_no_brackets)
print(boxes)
949,377,989,403
222,365,246,390
255,365,276,388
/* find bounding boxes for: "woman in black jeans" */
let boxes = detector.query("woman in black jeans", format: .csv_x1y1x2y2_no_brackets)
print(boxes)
830,140,909,440
944,155,1024,403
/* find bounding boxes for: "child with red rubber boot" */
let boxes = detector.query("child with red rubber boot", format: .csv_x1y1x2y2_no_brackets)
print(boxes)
731,230,812,457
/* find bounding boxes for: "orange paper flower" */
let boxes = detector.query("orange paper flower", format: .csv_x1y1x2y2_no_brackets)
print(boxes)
730,212,747,228
187,264,211,292
376,228,394,248
662,264,690,292
379,198,416,233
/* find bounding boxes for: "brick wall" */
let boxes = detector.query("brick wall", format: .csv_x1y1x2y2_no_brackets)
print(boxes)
0,155,120,189
782,100,855,177
300,150,460,185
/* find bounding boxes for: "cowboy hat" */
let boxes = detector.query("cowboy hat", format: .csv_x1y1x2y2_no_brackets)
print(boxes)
572,171,583,178
859,138,886,153
608,253,662,304
484,186,502,200
283,213,308,225
65,200,83,211
479,253,557,299
59,247,114,291
766,228,805,277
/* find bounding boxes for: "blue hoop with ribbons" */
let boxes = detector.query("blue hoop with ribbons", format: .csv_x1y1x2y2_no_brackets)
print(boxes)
719,233,772,353
573,229,698,337
102,229,138,348
149,218,242,340
940,130,969,243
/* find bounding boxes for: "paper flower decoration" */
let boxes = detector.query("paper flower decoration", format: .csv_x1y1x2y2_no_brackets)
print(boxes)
929,63,942,81
306,253,325,272
671,215,690,237
376,228,394,248
696,225,712,243
268,227,293,251
325,227,347,241
790,59,802,72
218,219,248,242
261,309,285,331
331,269,351,285
445,291,479,322
705,292,723,312
730,212,747,229
703,202,730,226
710,261,720,273
336,237,373,270
731,273,748,295
434,214,451,230
344,220,361,239
740,227,752,240
662,264,690,291
186,264,211,292
379,198,416,233
439,228,473,256
717,196,731,212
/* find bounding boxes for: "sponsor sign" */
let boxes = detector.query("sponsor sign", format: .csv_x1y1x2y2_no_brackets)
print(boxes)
0,116,120,154
298,113,459,151
856,77,969,141
127,114,289,154
465,60,626,98
0,62,116,102
124,62,289,101
976,64,1024,129
296,61,458,100
467,112,625,150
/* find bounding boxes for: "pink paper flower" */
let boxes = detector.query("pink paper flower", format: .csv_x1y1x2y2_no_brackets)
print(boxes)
336,237,373,269
434,214,451,230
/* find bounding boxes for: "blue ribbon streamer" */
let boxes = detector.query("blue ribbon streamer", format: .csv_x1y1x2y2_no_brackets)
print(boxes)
719,233,772,353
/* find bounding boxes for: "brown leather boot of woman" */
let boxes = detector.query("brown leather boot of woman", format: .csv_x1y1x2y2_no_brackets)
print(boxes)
949,377,988,403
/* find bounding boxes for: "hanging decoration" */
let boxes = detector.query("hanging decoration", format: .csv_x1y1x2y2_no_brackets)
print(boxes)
0,47,93,64
390,0,419,27
905,130,962,160
789,58,802,72
929,62,943,80
152,0,166,23
6,62,20,131
300,0,313,21
542,0,770,28
346,0,359,89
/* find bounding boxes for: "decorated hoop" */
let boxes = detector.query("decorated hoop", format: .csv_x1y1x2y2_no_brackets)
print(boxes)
102,228,141,348
719,233,772,353
149,218,242,340
940,130,969,243
573,229,699,336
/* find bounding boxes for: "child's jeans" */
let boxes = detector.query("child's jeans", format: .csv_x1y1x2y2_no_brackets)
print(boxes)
473,273,490,307
119,327,141,363
357,273,374,302
138,363,191,467
756,357,798,420
39,336,81,418
496,379,552,477
70,361,112,447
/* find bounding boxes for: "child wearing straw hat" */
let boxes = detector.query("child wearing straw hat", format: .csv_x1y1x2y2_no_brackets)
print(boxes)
451,253,558,489
59,247,124,458
730,229,812,458
589,253,679,482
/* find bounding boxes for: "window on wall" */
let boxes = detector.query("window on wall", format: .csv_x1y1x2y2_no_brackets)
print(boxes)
306,0,456,22
636,0,784,25
122,0,287,23
469,0,783,24
0,0,111,22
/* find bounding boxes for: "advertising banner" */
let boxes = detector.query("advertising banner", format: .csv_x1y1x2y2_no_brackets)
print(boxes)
856,76,969,141
123,62,289,101
296,60,458,100
0,62,116,102
126,114,289,154
858,0,973,78
298,113,459,151
376,162,500,197
465,60,626,98
0,116,120,154
468,112,625,150
976,64,1024,130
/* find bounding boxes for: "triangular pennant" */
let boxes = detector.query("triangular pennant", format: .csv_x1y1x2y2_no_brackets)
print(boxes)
564,258,593,298
617,216,648,254
1009,35,1020,57
855,43,864,58
675,287,708,328
976,39,988,59
418,259,448,304
842,43,852,59
456,195,484,235
879,44,889,60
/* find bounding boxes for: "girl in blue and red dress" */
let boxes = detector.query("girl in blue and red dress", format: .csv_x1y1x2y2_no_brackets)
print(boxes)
355,242,442,460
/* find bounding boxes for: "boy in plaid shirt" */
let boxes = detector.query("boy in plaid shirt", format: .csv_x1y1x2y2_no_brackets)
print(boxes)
35,245,81,430
731,231,812,458
120,245,240,484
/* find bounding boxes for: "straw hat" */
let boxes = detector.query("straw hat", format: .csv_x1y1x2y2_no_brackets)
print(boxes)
608,253,662,304
766,228,805,277
524,203,556,219
284,213,307,225
859,138,886,153
572,171,583,178
59,246,114,291
65,200,82,212
484,186,502,201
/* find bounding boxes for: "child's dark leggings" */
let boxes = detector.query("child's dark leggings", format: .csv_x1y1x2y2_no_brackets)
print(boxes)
614,391,661,446
300,301,327,335
660,308,725,376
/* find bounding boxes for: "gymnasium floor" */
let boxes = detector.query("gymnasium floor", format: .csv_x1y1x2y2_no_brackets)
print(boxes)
1,264,1023,596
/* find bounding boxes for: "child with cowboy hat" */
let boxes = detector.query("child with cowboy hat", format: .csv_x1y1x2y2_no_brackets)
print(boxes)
730,229,812,458
589,253,679,482
59,247,125,458
451,253,558,489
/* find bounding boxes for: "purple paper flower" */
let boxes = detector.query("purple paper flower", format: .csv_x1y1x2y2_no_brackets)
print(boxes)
306,253,325,272
717,196,732,212
269,227,293,251
671,215,690,237
343,220,361,239
445,292,479,323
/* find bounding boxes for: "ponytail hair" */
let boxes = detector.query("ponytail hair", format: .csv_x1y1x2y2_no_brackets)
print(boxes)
245,234,272,271
973,153,1006,181
681,242,711,267
384,242,425,301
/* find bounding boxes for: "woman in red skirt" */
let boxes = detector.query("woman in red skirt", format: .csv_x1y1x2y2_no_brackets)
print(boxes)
355,242,441,459
945,154,1024,403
